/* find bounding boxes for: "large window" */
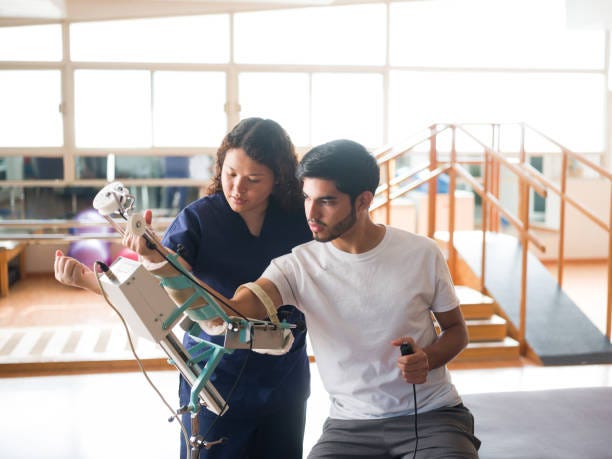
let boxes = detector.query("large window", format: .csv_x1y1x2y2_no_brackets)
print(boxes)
239,71,384,147
311,73,383,146
0,70,63,147
388,71,605,152
0,24,62,61
153,72,226,147
74,70,152,148
70,15,229,63
0,0,609,221
390,0,604,69
239,73,311,146
234,4,386,65
74,70,226,148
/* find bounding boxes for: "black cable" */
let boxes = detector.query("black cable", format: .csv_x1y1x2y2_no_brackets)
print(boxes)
117,211,247,320
108,215,259,455
411,383,418,459
145,235,250,321
400,343,418,459
135,230,254,451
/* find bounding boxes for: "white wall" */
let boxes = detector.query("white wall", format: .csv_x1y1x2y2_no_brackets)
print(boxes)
533,177,610,260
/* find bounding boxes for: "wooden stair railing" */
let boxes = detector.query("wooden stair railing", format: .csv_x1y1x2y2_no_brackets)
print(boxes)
371,122,611,363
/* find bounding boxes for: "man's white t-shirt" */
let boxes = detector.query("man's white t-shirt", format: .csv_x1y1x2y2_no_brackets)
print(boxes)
262,226,462,420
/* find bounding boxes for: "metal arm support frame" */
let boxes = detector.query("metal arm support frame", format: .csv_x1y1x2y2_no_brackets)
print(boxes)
91,182,294,453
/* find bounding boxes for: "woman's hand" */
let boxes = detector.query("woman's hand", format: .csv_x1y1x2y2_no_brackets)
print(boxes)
121,209,165,264
54,249,101,294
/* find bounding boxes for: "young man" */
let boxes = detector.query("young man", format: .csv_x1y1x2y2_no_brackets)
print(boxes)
227,139,481,458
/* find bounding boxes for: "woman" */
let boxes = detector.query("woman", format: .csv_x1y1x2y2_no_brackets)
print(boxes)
55,118,312,458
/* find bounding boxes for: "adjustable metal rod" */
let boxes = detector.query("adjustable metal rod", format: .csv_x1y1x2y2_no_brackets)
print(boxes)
159,333,227,416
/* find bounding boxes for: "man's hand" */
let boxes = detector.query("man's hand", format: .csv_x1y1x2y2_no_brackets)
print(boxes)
391,337,430,384
54,249,101,294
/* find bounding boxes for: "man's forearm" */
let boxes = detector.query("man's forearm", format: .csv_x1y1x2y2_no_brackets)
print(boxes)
143,257,273,320
423,322,469,370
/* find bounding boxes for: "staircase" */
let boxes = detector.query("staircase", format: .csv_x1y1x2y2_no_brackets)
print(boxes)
452,285,520,363
452,231,612,365
372,122,612,365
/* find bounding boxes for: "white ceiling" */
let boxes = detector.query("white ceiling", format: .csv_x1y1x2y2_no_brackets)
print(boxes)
0,0,341,23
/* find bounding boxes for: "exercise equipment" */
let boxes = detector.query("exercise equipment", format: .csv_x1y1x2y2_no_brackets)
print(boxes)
90,181,295,455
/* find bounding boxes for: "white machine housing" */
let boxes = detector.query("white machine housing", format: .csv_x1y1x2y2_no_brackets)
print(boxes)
99,256,227,415
98,256,179,342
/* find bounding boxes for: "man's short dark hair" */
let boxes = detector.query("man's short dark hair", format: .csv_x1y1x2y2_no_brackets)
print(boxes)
297,139,380,202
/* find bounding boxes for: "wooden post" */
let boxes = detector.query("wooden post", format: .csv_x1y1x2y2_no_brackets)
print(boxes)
480,152,489,293
606,187,612,340
428,126,438,239
558,153,568,288
448,126,457,278
518,176,530,355
385,160,392,225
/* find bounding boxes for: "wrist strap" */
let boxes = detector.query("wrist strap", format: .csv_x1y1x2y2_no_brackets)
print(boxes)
236,282,279,325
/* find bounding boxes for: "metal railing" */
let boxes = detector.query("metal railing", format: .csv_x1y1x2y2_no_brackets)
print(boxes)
372,122,612,350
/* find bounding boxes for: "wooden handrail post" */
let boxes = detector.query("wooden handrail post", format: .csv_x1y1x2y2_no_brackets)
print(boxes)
491,124,500,234
607,184,612,340
558,153,567,287
518,177,531,355
428,125,438,239
492,159,500,232
449,126,457,279
480,151,489,293
384,160,391,225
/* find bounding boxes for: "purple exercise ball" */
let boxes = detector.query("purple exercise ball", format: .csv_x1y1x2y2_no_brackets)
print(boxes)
73,208,113,235
67,239,111,268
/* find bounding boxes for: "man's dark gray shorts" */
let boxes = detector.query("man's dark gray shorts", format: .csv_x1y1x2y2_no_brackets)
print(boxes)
308,404,481,458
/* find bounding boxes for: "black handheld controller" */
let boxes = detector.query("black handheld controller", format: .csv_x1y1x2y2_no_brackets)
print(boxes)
400,343,414,356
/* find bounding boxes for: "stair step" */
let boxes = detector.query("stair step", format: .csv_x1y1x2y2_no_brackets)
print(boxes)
466,315,507,342
455,337,520,362
461,303,495,320
436,314,507,342
455,285,496,319
455,285,495,306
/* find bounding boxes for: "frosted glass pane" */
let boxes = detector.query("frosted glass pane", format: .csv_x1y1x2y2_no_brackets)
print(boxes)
70,15,229,63
75,70,151,148
390,0,604,69
0,25,62,61
153,72,226,147
239,73,310,146
0,71,63,147
235,4,386,65
389,71,605,153
311,73,383,148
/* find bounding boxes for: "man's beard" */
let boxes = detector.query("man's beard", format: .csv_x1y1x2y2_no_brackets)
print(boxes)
311,205,357,242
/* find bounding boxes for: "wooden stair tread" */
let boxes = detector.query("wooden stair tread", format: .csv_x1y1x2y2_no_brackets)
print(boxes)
466,337,518,349
455,285,495,306
456,337,521,362
466,315,506,326
436,314,506,328
437,314,507,342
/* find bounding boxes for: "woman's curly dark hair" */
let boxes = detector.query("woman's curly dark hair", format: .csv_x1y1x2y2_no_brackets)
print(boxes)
207,118,303,212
